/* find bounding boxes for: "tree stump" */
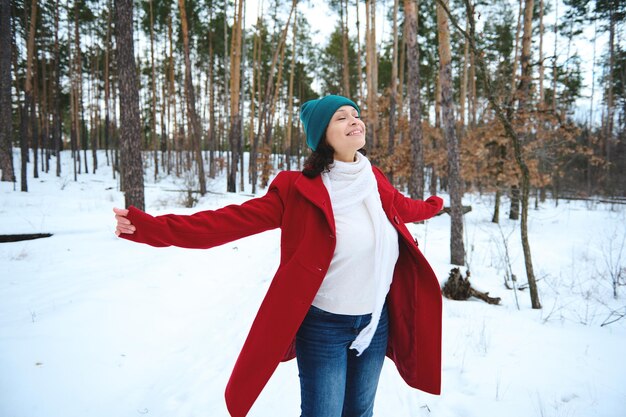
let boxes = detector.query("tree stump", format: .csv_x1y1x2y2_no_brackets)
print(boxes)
442,268,501,305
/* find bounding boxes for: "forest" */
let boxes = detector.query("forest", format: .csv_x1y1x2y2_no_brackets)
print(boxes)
1,0,625,195
1,0,625,275
2,2,626,415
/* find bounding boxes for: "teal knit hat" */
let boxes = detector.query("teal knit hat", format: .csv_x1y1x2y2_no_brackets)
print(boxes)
300,95,360,151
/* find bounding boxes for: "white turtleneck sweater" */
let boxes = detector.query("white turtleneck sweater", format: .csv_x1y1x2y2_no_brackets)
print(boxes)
311,198,379,315
312,153,400,347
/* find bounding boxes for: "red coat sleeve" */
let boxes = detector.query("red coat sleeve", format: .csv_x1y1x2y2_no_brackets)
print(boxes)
393,191,443,223
373,166,443,222
118,172,287,249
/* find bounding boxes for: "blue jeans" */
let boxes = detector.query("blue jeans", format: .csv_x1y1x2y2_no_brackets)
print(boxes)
296,303,389,417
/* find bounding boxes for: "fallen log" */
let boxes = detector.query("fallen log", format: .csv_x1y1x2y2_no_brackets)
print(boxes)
0,234,53,243
442,267,501,305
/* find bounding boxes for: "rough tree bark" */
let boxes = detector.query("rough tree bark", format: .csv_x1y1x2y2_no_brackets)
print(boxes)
405,0,424,200
0,0,15,182
227,0,243,192
53,0,61,177
459,17,469,129
538,0,545,105
285,12,297,171
365,0,378,149
355,0,364,103
149,0,158,180
115,0,145,210
516,0,541,309
437,0,465,266
253,0,296,191
387,0,399,183
178,0,207,195
341,0,350,97
21,0,38,191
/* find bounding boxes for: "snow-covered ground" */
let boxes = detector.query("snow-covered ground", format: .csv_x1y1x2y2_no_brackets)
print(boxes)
1,150,625,417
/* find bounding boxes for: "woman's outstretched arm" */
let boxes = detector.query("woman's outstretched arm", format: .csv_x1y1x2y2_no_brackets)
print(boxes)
392,191,444,223
113,172,288,249
372,166,443,222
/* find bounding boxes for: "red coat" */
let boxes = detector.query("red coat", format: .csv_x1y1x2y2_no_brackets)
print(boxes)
121,166,443,417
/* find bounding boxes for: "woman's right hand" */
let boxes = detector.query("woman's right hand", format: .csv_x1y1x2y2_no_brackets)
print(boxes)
113,207,136,236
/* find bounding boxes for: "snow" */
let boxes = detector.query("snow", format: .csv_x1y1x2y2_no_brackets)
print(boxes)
1,150,625,417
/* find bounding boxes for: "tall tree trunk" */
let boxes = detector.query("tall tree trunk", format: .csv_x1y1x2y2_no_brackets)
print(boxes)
90,34,98,174
149,0,158,180
73,1,86,175
510,0,523,102
168,12,178,177
365,0,378,149
341,0,350,97
262,27,288,187
285,11,297,171
509,0,535,222
208,8,216,179
238,3,246,192
518,0,534,109
32,51,39,179
398,18,406,125
387,0,399,183
538,0,545,105
551,0,558,113
104,0,111,170
21,0,38,191
53,0,61,176
492,189,501,223
256,0,296,189
207,8,216,178
356,0,364,103
518,0,540,309
68,11,77,182
365,0,372,144
371,0,378,111
509,184,520,219
405,0,424,200
435,72,441,128
605,6,615,192
589,13,597,128
437,0,464,266
0,0,14,182
249,12,263,192
227,0,244,192
178,0,206,195
115,0,145,210
41,51,49,173
459,16,469,128
469,45,476,127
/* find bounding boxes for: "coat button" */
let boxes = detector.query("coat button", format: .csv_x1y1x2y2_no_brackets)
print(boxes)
329,234,335,239
414,238,419,246
393,215,400,224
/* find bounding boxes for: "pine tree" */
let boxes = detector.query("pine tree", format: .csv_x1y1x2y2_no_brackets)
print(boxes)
436,0,465,266
115,0,145,210
0,0,14,182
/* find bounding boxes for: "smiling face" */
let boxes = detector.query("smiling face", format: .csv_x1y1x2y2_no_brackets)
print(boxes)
324,105,366,162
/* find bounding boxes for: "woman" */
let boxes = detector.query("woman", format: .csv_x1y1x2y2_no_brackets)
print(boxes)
114,95,443,417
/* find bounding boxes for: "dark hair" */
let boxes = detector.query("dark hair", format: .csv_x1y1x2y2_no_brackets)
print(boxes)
302,135,367,178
